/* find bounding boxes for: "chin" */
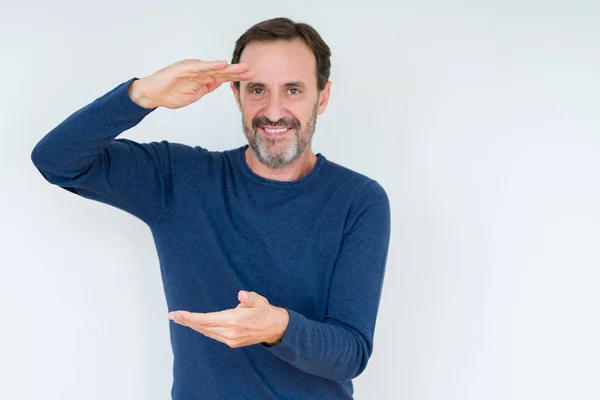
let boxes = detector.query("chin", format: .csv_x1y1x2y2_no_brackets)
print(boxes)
253,143,301,169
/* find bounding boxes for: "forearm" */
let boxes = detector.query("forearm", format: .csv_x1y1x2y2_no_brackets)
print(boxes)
262,309,370,382
31,77,154,177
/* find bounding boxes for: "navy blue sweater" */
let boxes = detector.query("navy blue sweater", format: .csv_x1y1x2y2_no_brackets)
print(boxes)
31,77,391,399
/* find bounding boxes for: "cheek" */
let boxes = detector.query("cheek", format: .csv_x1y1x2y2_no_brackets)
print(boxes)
240,99,310,125
298,110,315,125
241,101,262,116
240,108,257,126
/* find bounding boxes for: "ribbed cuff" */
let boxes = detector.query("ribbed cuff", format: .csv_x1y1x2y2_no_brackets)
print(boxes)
260,308,303,359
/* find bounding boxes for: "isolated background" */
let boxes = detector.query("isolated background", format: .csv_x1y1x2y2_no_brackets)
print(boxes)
1,1,599,399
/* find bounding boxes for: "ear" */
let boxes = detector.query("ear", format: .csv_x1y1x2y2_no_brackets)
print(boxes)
316,80,332,116
230,81,242,112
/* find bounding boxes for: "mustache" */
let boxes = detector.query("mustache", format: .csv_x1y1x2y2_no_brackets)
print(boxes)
252,116,301,130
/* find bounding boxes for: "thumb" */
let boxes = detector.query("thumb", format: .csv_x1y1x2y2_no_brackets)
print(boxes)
238,290,262,307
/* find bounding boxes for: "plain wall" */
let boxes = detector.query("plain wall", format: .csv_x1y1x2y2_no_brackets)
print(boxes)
1,1,599,399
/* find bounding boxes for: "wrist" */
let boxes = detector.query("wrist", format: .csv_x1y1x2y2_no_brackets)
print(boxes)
128,78,156,109
265,306,290,346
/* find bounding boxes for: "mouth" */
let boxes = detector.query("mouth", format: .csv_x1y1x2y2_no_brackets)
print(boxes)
259,126,294,138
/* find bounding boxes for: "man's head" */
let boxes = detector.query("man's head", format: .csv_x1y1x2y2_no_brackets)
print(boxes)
230,17,332,169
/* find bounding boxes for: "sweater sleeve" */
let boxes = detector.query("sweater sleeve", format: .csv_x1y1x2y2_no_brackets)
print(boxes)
30,77,192,225
261,181,392,382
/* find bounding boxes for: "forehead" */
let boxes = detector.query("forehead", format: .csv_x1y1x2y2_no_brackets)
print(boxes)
238,39,317,87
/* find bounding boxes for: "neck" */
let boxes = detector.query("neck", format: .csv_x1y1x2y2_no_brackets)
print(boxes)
244,146,318,182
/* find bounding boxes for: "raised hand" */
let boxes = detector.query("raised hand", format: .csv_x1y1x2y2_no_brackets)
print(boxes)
128,58,255,109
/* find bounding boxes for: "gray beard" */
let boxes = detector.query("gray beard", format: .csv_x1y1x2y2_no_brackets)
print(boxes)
244,101,318,169
250,129,307,169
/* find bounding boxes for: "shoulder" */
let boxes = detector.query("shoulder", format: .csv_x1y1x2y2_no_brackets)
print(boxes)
320,156,389,206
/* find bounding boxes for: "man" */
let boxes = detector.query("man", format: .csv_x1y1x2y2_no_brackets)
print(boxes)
31,17,391,400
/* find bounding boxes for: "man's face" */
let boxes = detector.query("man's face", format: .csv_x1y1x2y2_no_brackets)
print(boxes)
232,39,331,169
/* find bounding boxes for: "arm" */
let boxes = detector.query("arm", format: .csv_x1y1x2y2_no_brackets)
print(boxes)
31,61,255,224
30,78,193,225
262,181,392,382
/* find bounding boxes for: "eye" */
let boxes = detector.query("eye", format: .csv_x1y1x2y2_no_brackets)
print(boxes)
288,88,300,95
250,88,263,95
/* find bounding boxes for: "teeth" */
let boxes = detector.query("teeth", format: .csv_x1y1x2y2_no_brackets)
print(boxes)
263,127,289,134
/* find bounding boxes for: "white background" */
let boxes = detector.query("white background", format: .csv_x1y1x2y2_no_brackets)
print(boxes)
1,1,599,399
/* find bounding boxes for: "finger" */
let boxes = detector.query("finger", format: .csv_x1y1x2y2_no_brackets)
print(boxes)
231,70,257,80
212,77,245,86
169,310,231,326
206,80,223,93
215,66,254,78
192,309,239,327
189,63,249,78
197,328,240,348
173,317,231,343
189,75,218,85
198,309,238,326
181,59,229,75
238,290,249,304
211,71,256,85
191,63,252,80
169,310,194,326
215,62,251,74
198,326,255,348
202,326,237,339
188,73,249,86
170,312,256,348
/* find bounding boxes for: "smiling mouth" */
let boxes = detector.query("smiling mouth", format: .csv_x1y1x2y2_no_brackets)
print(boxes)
259,126,294,137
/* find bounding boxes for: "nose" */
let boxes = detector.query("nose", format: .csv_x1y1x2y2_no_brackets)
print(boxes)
262,91,286,123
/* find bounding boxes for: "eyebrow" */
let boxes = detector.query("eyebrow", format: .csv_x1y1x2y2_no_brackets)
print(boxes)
245,81,307,90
